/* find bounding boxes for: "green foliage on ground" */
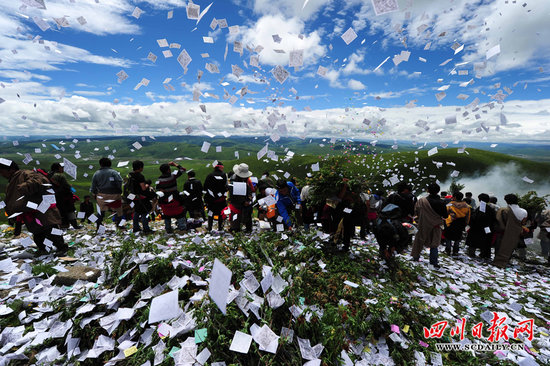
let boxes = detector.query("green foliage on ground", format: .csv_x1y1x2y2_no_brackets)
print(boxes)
518,191,549,217
31,263,58,277
1,228,536,365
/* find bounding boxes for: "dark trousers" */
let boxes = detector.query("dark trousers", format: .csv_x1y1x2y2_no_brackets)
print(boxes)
230,205,253,233
188,208,205,220
342,213,355,250
468,244,491,259
14,221,22,236
358,216,368,238
208,216,224,231
445,239,460,255
133,212,151,232
207,208,224,231
207,201,225,231
33,226,68,252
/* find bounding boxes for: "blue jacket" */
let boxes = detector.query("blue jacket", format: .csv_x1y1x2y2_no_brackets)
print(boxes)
275,182,301,227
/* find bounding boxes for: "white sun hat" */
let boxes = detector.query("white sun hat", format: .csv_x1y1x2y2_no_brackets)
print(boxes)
233,163,253,178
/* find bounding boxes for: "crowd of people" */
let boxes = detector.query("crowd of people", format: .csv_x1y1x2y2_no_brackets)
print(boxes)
1,157,549,270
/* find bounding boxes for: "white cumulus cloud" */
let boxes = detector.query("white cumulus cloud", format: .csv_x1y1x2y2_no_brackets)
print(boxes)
348,79,366,90
230,15,326,68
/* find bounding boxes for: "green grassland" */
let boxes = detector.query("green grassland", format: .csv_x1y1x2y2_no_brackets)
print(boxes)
327,147,550,190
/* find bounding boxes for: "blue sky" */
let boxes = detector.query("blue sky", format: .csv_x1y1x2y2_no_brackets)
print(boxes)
0,0,549,142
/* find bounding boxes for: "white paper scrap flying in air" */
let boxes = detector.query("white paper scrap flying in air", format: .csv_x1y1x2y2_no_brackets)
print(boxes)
0,158,13,166
187,3,200,19
116,70,128,83
289,50,304,68
272,65,289,84
445,115,457,125
22,0,47,10
177,49,192,71
341,27,357,45
131,7,143,19
32,16,50,31
201,141,211,153
63,158,77,180
374,56,390,72
372,0,399,15
157,39,169,48
486,44,501,60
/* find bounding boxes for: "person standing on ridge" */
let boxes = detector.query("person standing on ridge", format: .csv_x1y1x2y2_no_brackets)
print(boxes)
275,179,302,231
203,161,228,232
49,162,80,229
184,170,205,220
0,159,68,255
465,193,497,262
228,163,255,233
493,194,527,268
79,195,94,224
443,191,471,257
90,157,123,230
156,162,187,233
127,160,153,234
411,183,448,269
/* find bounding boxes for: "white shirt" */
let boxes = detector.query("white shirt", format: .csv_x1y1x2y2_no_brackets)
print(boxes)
509,204,527,221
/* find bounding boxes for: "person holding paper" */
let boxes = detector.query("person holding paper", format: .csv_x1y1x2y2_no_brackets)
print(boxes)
385,183,416,222
488,196,502,251
79,195,94,223
228,163,255,233
49,162,80,229
443,191,471,257
515,205,539,262
91,157,123,230
339,183,364,252
300,184,316,232
260,171,276,189
203,162,228,232
411,183,448,269
128,160,154,234
275,179,302,230
465,193,497,262
184,170,205,220
256,181,278,225
536,207,550,265
367,190,385,232
493,194,527,268
0,160,68,255
384,183,416,245
156,162,187,234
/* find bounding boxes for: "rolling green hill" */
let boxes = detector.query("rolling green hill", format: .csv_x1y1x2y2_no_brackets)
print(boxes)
313,148,550,196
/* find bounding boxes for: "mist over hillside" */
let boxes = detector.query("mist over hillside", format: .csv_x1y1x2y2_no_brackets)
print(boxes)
440,162,550,204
